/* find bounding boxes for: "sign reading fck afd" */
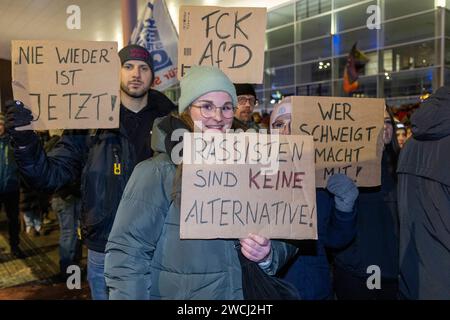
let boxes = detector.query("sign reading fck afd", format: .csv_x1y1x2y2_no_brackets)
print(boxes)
178,6,266,84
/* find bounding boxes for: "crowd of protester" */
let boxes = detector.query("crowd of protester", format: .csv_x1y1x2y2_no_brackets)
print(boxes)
1,44,448,300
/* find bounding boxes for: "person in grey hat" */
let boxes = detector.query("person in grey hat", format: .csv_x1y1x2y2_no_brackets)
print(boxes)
105,66,297,299
4,44,175,299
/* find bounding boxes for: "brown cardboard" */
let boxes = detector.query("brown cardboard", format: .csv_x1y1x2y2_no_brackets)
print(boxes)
180,132,317,240
291,96,385,187
178,6,266,83
11,40,120,130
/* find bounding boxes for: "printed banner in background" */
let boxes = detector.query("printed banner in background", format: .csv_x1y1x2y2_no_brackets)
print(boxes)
131,0,179,91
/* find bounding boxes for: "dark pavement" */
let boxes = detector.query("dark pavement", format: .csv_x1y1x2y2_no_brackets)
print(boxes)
0,209,90,299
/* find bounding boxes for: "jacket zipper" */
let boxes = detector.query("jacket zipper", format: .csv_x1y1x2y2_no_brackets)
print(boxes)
113,147,121,175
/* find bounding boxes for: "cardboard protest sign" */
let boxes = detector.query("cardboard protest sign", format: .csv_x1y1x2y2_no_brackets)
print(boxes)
291,96,385,187
11,40,120,130
178,6,266,83
180,132,317,240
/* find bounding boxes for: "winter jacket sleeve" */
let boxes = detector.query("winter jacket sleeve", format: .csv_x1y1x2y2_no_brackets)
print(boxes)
12,130,88,192
317,189,357,249
326,205,357,248
104,154,176,300
263,240,298,276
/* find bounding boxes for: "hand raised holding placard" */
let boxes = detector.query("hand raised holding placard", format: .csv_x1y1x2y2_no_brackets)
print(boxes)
5,100,35,147
326,173,359,213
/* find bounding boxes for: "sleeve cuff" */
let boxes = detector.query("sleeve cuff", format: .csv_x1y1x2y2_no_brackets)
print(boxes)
257,249,273,270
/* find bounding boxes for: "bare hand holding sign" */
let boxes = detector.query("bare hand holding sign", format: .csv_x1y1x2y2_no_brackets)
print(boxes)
11,40,120,130
178,6,266,83
292,96,385,187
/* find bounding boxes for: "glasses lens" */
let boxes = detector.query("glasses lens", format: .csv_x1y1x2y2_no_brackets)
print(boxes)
222,104,234,118
199,103,235,119
200,103,215,118
238,96,256,105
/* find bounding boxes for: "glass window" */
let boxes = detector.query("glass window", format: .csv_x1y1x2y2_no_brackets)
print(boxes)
334,76,377,97
296,60,332,83
384,49,393,72
446,10,450,37
255,86,266,107
384,12,436,47
364,51,378,75
384,68,435,97
296,37,331,62
296,82,331,96
334,0,364,9
280,87,295,97
265,46,294,69
444,68,450,87
336,50,377,78
266,24,294,49
267,66,295,88
264,86,295,110
296,14,331,41
333,28,378,56
384,41,436,72
296,0,332,20
335,0,377,32
384,0,435,20
267,4,294,30
446,40,450,67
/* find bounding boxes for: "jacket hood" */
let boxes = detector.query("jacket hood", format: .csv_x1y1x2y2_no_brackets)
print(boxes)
151,117,168,154
151,115,190,157
412,86,450,141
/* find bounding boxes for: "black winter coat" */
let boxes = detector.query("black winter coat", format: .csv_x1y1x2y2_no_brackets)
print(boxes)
397,86,450,300
13,90,175,252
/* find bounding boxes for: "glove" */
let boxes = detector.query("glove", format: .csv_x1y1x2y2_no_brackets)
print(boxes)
5,100,35,146
326,173,359,213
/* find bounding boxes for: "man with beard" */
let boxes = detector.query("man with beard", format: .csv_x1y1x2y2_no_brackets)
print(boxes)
5,44,175,299
233,83,260,131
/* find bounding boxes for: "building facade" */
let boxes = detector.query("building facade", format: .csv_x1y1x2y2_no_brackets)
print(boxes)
258,0,450,110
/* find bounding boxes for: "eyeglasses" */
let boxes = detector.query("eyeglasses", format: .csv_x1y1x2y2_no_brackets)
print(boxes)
237,96,257,106
272,119,291,130
190,102,235,119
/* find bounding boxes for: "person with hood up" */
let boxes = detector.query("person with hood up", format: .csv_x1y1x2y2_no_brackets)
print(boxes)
397,86,450,300
333,107,401,300
269,97,359,300
104,66,297,300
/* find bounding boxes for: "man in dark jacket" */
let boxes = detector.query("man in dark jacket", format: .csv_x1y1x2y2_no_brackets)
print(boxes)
0,113,24,258
5,44,175,299
397,86,450,300
333,110,401,300
233,83,260,131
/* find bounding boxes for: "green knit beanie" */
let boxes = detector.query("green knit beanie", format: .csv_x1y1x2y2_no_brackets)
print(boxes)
178,66,237,114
